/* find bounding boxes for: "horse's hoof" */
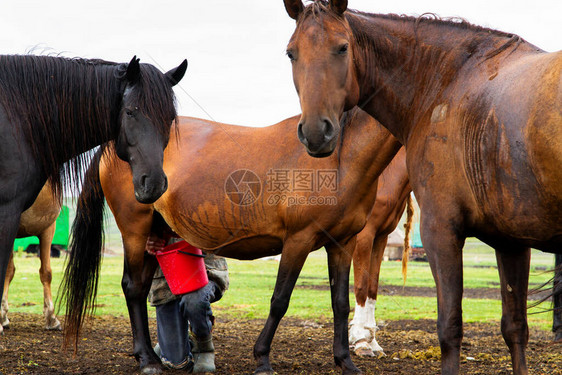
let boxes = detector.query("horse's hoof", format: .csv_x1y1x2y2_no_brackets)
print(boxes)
141,364,162,375
554,331,562,343
342,365,362,375
254,368,275,375
354,346,375,357
369,343,385,356
46,322,62,331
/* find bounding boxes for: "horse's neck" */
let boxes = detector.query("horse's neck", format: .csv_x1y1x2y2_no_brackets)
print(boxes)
348,13,537,144
338,110,402,193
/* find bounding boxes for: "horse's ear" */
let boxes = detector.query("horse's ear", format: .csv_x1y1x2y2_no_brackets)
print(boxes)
126,56,141,83
283,0,304,20
165,59,188,87
330,0,348,15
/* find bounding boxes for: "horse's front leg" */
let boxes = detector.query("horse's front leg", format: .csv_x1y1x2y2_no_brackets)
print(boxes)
421,214,465,375
38,221,61,330
122,235,160,374
349,230,376,357
253,236,311,375
495,247,530,375
326,237,361,374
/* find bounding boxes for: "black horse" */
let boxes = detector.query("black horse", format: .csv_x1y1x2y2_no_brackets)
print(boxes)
0,54,186,338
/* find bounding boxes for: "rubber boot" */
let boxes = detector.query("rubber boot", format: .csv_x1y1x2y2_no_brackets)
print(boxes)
192,334,215,373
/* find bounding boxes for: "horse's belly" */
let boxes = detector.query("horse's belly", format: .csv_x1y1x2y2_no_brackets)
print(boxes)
472,200,562,249
206,235,284,260
17,183,60,237
17,211,58,237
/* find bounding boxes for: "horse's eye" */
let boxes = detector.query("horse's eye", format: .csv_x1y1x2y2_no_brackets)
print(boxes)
286,50,295,61
338,44,349,55
126,110,134,117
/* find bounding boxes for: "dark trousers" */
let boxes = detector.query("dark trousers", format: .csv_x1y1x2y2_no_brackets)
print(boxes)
156,281,220,366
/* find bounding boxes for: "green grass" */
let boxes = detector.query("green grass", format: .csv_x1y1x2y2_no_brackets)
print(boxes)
8,251,134,318
6,246,557,332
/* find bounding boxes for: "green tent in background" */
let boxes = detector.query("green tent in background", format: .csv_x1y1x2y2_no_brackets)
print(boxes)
412,222,423,248
13,205,70,252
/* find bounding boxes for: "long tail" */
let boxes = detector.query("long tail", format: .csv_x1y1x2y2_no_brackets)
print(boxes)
527,259,562,313
401,193,414,284
59,150,105,351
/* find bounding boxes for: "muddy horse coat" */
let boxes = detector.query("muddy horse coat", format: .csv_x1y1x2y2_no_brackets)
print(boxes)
283,1,561,374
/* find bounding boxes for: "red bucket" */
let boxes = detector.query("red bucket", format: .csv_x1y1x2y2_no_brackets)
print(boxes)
155,240,208,295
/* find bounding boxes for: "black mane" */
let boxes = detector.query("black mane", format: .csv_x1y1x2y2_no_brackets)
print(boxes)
0,55,177,197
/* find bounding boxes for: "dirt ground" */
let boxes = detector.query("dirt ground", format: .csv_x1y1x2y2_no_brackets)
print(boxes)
0,311,560,375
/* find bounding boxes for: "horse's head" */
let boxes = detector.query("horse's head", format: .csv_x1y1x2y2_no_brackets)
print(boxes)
284,0,358,157
115,56,187,204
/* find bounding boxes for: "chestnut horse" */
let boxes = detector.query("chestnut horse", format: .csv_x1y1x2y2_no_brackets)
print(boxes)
64,108,403,374
1,182,61,334
0,54,187,351
349,148,412,356
283,1,561,374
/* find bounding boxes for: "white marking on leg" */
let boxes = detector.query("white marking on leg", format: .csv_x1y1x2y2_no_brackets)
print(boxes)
1,297,9,328
43,298,61,330
349,298,384,355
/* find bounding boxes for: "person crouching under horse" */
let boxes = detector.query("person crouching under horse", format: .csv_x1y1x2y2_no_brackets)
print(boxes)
145,231,229,372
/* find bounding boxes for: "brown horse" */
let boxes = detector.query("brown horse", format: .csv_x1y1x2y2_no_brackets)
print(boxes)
283,1,561,374
1,182,61,334
65,108,402,374
349,148,412,356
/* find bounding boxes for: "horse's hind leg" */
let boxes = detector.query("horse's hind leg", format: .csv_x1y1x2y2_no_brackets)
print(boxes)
38,222,61,330
1,252,15,329
349,230,384,357
364,234,388,355
253,236,311,375
326,238,361,374
495,247,530,375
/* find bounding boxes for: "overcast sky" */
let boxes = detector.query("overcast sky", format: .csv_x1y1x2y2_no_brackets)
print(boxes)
1,0,559,126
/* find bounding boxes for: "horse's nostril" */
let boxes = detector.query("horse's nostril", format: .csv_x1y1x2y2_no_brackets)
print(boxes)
297,123,308,146
140,174,148,188
323,119,336,139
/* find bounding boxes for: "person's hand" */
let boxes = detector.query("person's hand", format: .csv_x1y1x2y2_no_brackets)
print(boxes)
145,234,167,256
